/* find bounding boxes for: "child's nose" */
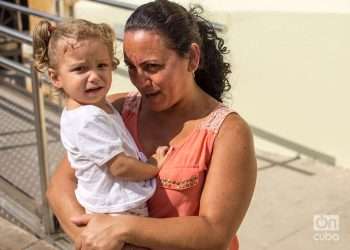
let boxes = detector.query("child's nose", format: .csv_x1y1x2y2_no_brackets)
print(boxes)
88,70,101,82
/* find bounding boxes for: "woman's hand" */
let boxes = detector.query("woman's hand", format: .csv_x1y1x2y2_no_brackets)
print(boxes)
71,214,125,250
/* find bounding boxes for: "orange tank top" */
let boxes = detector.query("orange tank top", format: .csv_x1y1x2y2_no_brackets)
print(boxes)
121,92,239,250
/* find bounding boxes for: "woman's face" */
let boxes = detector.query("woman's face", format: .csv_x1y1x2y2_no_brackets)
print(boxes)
123,30,193,112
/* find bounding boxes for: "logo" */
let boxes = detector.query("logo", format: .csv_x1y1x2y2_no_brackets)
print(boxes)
313,214,340,241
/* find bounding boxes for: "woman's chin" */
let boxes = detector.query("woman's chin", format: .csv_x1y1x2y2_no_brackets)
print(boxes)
146,101,168,112
143,93,165,110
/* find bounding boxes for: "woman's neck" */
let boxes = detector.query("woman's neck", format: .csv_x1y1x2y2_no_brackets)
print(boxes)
137,85,220,152
144,86,218,125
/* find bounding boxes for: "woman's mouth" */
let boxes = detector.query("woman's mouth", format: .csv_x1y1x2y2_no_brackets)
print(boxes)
144,91,160,98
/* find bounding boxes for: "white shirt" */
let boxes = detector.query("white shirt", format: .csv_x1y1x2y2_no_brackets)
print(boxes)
60,104,156,213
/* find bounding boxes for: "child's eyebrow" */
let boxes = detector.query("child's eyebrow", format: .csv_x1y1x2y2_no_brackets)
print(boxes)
96,57,112,62
67,62,86,68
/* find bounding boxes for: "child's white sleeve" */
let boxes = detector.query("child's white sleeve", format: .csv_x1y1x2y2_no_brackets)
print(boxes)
76,114,124,167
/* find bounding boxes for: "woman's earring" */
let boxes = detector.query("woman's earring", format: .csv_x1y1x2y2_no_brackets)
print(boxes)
192,70,196,78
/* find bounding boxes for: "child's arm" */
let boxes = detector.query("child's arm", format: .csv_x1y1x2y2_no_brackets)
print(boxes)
106,146,168,181
106,153,158,181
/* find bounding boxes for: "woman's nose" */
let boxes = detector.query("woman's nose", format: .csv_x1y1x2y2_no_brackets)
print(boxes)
139,77,152,88
131,70,151,88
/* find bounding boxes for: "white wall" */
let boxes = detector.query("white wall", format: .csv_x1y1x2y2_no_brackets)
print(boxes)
75,0,350,167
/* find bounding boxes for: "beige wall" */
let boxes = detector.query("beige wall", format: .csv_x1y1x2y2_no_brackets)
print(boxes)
75,1,350,167
225,12,350,168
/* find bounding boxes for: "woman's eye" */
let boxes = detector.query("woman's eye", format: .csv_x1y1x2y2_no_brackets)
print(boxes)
126,63,136,71
145,64,161,73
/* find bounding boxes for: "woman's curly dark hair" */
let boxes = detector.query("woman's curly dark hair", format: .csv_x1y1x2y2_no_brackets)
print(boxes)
125,0,231,102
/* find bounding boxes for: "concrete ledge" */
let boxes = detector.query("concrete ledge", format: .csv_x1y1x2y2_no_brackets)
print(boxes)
0,217,58,250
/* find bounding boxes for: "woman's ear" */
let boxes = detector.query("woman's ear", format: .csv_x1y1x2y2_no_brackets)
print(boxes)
188,43,200,73
48,68,62,89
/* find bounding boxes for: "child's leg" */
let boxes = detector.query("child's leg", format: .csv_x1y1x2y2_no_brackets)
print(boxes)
108,203,148,217
123,244,150,250
126,203,148,216
118,204,150,250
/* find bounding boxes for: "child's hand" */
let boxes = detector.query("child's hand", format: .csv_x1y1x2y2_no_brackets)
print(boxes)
149,146,169,169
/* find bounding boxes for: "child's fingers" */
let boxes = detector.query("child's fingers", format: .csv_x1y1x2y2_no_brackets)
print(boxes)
156,146,169,157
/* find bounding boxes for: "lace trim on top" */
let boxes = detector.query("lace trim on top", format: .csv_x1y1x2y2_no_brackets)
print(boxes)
122,92,141,113
199,104,235,133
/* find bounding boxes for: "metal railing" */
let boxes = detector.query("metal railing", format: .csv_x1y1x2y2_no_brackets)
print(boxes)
0,24,32,44
88,0,138,11
0,0,61,21
0,0,62,235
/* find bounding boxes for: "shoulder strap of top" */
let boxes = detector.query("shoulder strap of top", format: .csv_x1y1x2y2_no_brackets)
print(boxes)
121,92,141,114
199,104,236,133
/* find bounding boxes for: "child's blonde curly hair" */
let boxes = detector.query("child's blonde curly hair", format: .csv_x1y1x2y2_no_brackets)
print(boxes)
33,18,119,73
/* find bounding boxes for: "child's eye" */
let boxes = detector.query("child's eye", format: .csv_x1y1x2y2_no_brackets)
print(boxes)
72,66,84,72
98,63,109,68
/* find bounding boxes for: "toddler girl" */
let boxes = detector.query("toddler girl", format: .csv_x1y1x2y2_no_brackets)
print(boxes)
33,19,166,216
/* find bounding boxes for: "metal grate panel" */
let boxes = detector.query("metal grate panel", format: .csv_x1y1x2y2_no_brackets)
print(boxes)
0,86,64,206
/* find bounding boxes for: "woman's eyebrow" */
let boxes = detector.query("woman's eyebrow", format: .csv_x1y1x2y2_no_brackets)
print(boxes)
124,56,161,67
123,55,132,64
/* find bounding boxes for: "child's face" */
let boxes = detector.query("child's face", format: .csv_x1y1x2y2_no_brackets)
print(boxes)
49,38,113,106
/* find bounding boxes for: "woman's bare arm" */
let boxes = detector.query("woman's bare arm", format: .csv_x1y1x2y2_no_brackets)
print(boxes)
78,114,257,250
46,155,85,240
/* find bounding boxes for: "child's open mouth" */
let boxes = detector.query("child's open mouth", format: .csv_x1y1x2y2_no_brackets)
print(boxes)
85,86,103,94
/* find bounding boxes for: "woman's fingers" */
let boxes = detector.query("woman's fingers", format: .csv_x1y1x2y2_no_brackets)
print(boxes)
80,231,125,250
74,236,82,250
75,214,126,250
80,231,97,250
71,214,93,226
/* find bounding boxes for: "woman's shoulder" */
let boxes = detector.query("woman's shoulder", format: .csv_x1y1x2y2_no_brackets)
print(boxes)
201,104,240,133
217,111,253,147
223,112,250,132
107,92,140,113
106,92,128,112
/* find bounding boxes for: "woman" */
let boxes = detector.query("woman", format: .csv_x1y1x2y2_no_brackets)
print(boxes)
47,0,257,249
